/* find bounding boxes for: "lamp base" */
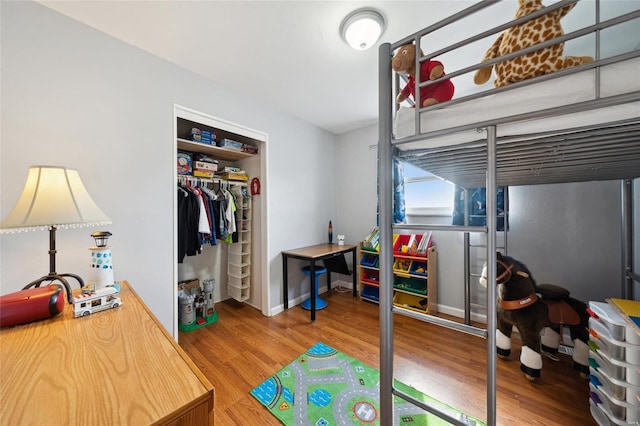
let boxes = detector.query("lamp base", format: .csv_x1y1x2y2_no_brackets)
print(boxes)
24,273,85,304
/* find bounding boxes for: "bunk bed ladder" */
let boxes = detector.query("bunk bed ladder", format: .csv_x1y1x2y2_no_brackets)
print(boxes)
622,178,637,299
463,188,508,326
380,40,499,426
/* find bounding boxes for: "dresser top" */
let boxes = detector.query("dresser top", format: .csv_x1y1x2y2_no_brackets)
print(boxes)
0,281,213,425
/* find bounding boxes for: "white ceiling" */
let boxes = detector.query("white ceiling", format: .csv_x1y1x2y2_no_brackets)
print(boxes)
38,1,639,135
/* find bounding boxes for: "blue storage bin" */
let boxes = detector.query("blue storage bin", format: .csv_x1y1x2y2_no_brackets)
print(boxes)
361,254,379,268
361,285,380,302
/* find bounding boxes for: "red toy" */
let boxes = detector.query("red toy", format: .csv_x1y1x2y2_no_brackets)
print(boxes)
392,43,455,108
0,284,66,327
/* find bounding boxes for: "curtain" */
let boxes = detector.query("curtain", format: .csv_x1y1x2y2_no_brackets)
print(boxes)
377,158,406,226
452,186,508,231
393,159,406,224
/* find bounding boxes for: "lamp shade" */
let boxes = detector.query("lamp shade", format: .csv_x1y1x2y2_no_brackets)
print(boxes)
340,9,385,51
0,166,111,232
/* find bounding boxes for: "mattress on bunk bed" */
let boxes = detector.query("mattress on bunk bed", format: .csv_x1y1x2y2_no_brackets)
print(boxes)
394,57,640,149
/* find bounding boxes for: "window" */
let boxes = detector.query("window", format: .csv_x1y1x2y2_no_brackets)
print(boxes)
403,162,454,216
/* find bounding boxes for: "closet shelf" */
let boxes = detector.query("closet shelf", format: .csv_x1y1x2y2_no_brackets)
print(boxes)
177,174,248,187
177,138,255,161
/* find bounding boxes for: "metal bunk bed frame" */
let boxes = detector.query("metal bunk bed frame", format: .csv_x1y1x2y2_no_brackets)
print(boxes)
377,1,640,425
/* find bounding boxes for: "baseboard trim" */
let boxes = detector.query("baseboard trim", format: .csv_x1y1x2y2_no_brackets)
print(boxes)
270,280,353,317
436,304,487,324
271,281,492,326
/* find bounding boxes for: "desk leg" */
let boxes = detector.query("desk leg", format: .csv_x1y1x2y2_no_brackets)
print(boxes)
310,261,316,322
327,270,332,294
283,254,289,310
352,247,357,299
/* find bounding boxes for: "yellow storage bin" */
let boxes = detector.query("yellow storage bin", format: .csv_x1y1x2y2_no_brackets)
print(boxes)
393,258,411,274
393,292,429,314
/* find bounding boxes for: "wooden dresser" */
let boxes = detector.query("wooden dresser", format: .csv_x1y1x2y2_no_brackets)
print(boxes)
0,281,214,425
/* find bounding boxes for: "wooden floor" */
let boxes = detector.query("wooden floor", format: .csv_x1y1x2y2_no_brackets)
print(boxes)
179,289,595,425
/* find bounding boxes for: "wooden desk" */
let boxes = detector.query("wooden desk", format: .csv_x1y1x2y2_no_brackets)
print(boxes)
0,281,214,425
282,243,358,321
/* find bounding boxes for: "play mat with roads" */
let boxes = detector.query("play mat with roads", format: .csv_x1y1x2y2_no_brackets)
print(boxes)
250,342,484,425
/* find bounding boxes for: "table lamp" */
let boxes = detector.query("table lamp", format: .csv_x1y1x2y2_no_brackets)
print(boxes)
0,166,112,303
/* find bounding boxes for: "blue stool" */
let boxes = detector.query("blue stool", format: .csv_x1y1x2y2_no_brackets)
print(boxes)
301,265,328,310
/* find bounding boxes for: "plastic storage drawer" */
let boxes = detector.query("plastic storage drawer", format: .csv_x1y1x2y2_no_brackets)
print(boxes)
588,301,640,345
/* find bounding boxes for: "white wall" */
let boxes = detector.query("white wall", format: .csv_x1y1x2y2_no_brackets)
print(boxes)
336,122,638,315
508,181,623,302
336,125,379,245
0,1,338,333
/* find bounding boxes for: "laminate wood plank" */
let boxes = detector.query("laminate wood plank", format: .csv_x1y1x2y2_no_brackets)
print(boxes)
179,291,595,425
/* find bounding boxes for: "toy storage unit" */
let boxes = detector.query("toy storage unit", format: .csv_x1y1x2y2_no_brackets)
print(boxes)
358,231,437,315
392,233,437,315
359,242,381,303
588,301,640,425
228,188,252,302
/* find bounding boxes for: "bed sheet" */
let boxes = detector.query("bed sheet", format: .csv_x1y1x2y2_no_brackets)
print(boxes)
394,57,640,151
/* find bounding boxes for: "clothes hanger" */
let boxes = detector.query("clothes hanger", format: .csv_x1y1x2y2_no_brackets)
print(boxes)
177,182,189,197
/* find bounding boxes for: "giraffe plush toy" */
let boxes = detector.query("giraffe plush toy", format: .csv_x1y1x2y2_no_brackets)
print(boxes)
474,0,593,88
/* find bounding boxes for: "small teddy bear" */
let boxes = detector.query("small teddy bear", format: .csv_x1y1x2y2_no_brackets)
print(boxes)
392,43,455,108
474,0,593,88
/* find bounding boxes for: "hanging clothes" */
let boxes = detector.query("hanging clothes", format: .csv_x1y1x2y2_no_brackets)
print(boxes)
178,178,231,262
229,187,245,243
196,188,211,235
177,183,201,263
177,177,247,260
199,186,218,245
214,183,229,240
223,188,237,243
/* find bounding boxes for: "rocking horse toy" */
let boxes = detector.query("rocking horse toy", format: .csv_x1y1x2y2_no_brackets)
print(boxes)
480,252,589,380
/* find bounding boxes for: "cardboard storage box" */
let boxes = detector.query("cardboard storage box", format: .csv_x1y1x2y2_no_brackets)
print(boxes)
242,144,258,154
178,279,200,294
177,151,192,175
194,161,218,172
217,138,243,150
189,128,215,144
193,170,214,178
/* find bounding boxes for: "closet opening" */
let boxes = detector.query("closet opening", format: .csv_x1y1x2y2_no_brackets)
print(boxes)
172,104,269,340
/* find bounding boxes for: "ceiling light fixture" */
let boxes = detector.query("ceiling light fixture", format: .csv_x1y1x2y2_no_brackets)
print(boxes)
340,8,385,51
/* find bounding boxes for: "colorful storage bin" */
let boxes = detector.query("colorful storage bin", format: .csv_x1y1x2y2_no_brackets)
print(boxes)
361,254,379,268
361,269,379,285
393,292,428,314
361,285,380,302
393,274,427,295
